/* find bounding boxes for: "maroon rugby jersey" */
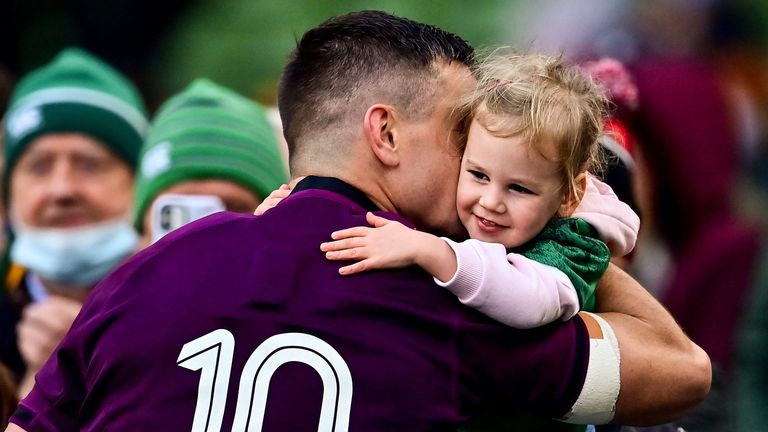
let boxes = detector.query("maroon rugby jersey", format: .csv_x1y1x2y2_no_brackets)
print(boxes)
12,177,589,431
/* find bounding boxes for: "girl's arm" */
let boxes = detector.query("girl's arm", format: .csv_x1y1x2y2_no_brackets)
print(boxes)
323,213,580,328
437,238,580,328
321,212,458,281
572,175,640,257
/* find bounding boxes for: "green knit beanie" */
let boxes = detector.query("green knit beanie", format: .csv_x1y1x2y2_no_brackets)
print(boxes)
134,78,288,232
2,48,148,191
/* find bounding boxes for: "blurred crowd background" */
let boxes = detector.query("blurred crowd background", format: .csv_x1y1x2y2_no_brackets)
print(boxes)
3,0,768,430
5,0,768,207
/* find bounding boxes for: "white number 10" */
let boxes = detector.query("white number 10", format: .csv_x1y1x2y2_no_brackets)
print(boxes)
177,330,353,432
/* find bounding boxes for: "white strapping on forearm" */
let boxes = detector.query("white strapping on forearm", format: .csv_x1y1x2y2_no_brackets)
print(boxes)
558,312,620,425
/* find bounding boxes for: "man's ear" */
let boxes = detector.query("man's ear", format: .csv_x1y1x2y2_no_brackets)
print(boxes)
558,172,588,216
364,104,400,167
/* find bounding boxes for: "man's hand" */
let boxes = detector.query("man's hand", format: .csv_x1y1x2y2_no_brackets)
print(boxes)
16,296,81,397
18,296,81,369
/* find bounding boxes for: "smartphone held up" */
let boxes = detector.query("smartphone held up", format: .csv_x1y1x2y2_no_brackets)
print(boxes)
149,194,226,243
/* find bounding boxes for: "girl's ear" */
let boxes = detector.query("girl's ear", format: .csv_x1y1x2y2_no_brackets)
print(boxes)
364,104,400,167
558,172,588,216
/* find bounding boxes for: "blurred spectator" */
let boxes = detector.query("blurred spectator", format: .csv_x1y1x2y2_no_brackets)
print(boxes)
579,57,641,270
630,58,762,371
629,57,762,431
0,47,147,396
133,78,288,247
0,363,15,429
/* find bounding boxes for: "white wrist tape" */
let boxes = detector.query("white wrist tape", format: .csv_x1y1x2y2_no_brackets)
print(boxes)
558,312,621,424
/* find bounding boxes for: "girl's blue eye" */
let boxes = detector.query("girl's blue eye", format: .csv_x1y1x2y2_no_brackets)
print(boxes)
509,184,533,194
468,170,488,181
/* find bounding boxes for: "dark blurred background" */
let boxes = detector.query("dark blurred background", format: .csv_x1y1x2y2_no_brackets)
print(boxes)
4,0,768,188
0,0,512,110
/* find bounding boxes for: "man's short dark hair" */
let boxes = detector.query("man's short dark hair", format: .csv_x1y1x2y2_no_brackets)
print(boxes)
278,10,474,163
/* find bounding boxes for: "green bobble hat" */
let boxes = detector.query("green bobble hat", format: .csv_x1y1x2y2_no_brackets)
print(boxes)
2,47,148,180
133,78,288,232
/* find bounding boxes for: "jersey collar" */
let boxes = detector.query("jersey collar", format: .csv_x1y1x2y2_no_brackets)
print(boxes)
291,176,381,213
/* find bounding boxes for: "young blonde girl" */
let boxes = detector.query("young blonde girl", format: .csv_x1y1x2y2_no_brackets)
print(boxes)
261,51,639,328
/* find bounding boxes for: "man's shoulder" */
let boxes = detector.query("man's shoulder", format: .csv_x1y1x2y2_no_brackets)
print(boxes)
100,195,362,295
160,211,257,243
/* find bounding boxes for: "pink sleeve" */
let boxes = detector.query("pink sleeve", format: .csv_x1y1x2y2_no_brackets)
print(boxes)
435,238,580,328
572,175,640,257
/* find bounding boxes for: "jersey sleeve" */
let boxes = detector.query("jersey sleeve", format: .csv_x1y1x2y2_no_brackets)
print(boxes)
512,218,610,312
10,312,91,431
436,238,580,328
455,309,592,419
9,253,137,431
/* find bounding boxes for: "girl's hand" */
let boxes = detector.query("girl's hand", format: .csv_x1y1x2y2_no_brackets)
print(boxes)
254,184,292,215
320,212,426,275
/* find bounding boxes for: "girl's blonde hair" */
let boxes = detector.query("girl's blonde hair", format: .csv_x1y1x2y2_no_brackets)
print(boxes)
456,49,609,203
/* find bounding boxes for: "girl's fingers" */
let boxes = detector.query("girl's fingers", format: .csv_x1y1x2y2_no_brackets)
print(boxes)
365,212,392,227
270,189,291,199
254,201,275,215
320,237,365,252
338,260,371,275
253,186,292,215
330,226,370,240
324,247,367,261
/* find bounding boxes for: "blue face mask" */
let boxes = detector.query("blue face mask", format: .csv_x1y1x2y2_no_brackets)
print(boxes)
10,219,138,288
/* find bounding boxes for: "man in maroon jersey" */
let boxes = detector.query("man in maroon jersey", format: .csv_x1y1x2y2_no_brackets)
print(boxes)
7,11,710,432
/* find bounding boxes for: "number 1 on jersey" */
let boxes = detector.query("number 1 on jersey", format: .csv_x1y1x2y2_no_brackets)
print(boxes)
177,329,234,432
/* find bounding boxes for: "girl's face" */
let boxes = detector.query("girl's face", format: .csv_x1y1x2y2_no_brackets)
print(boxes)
456,119,570,249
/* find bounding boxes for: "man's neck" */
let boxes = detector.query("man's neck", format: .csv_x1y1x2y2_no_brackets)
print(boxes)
292,176,384,213
291,172,396,214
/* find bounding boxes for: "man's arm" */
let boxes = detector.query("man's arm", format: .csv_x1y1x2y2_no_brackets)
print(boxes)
593,264,711,425
5,424,24,432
